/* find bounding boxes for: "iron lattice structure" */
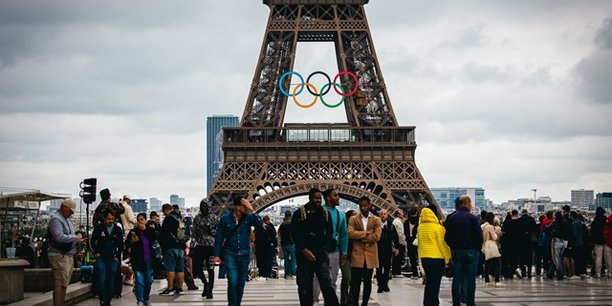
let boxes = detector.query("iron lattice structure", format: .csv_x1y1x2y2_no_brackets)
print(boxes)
209,0,436,214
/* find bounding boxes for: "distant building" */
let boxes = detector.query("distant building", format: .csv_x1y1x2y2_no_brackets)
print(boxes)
149,197,162,212
206,115,239,194
48,199,62,212
131,199,147,213
571,189,594,209
170,194,185,209
431,187,486,210
594,193,612,210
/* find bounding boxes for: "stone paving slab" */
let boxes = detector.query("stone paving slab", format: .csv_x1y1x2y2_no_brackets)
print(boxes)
75,275,611,306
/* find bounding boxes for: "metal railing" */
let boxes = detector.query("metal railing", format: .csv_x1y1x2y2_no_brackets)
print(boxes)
223,126,415,145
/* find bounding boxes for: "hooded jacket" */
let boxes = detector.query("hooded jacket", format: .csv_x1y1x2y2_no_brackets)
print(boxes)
417,208,451,264
604,215,612,248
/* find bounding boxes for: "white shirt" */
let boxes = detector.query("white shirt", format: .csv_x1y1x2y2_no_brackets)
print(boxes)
361,213,371,231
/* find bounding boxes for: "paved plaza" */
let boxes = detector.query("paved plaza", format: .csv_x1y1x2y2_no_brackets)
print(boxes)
75,275,612,306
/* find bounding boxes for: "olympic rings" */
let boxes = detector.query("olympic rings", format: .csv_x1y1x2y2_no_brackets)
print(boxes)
292,82,318,109
306,71,332,96
279,71,305,97
319,83,345,108
278,70,359,109
333,71,359,97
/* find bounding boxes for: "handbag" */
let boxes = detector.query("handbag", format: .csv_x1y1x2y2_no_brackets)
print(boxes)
481,240,501,260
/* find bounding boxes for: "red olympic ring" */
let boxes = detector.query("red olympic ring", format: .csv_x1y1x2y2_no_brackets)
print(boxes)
333,70,359,97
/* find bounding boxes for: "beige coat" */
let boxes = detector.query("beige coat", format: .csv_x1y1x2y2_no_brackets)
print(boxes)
348,214,382,269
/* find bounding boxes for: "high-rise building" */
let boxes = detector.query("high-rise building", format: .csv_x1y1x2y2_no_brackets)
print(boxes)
48,199,63,212
571,189,594,209
170,194,185,209
207,115,239,193
594,192,612,210
431,187,486,210
131,199,147,213
149,197,162,212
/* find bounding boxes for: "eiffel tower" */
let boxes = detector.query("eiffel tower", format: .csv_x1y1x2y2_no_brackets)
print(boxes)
209,0,436,214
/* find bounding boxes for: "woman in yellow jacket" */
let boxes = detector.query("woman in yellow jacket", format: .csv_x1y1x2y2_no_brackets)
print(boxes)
418,207,451,306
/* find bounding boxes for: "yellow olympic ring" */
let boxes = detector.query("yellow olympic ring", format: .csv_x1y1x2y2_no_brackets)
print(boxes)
292,82,318,109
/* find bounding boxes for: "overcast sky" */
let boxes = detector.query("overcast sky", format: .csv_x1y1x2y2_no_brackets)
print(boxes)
0,0,611,207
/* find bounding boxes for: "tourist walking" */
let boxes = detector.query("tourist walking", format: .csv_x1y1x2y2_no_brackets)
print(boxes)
392,210,407,276
125,213,157,306
255,215,277,278
405,207,420,279
191,198,219,298
214,196,263,306
93,188,125,227
119,195,136,238
545,211,569,280
341,210,358,306
348,196,382,306
444,195,483,306
590,207,611,278
313,188,348,304
48,199,83,306
376,209,399,293
292,188,339,306
418,207,451,306
91,210,124,306
482,212,503,287
278,210,296,279
159,203,187,295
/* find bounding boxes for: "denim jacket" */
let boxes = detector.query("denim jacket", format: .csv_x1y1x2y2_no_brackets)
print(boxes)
214,210,263,257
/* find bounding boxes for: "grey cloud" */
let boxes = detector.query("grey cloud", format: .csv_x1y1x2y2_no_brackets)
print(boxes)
595,16,612,49
460,61,511,83
437,25,486,50
574,14,612,104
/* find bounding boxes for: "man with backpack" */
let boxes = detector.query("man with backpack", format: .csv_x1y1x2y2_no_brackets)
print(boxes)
159,203,187,296
292,188,339,306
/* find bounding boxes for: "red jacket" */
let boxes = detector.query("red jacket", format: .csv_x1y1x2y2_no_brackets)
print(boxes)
604,215,612,248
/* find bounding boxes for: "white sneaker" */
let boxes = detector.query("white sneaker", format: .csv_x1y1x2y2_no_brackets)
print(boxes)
484,282,495,288
495,282,506,287
137,302,144,306
514,268,523,279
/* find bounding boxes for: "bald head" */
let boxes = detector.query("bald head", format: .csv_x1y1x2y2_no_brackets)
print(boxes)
460,195,473,211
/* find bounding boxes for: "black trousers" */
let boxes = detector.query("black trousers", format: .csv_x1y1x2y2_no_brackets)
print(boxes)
392,246,405,275
421,258,444,306
376,253,392,290
296,252,339,306
519,243,534,277
192,246,215,290
484,258,501,283
351,267,374,306
407,245,419,277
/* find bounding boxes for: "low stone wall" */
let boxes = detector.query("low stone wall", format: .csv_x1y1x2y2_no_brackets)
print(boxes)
24,268,80,293
0,259,30,304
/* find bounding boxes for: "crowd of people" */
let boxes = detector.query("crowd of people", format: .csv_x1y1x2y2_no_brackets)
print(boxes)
42,186,612,306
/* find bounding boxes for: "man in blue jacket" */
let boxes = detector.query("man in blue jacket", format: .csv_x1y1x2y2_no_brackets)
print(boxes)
214,196,263,306
444,195,483,306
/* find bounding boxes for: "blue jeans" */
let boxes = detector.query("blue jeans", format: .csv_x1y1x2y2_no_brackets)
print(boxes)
225,254,250,306
134,260,152,303
95,257,119,306
547,238,565,279
283,244,296,276
451,249,478,306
